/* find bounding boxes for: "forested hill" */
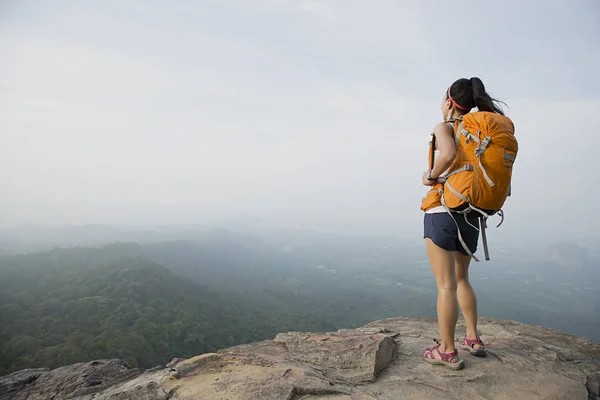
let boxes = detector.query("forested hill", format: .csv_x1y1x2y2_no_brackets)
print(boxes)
2,237,599,377
0,244,283,375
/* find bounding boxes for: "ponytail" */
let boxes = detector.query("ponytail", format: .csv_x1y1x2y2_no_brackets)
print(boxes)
469,77,506,115
447,77,507,115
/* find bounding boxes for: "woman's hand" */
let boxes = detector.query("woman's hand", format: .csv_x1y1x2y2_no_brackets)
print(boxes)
422,170,436,186
424,122,456,187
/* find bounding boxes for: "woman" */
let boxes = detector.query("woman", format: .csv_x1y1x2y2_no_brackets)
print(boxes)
421,77,506,370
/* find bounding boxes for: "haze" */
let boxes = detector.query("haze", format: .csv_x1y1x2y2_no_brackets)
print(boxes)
1,0,599,246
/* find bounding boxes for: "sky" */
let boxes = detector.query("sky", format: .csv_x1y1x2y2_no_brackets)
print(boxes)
0,0,599,244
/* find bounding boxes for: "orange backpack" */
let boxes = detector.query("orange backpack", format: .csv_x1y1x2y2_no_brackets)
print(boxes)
421,111,518,261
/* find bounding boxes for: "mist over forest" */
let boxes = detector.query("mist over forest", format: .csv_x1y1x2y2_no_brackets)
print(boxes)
1,225,597,376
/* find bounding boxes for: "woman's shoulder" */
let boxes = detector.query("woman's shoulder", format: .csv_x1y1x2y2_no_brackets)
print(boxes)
433,121,454,136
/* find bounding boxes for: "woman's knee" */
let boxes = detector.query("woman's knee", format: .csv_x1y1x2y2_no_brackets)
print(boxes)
436,276,458,291
454,252,472,283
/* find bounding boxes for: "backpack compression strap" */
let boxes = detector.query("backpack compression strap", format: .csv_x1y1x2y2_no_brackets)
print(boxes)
439,190,480,262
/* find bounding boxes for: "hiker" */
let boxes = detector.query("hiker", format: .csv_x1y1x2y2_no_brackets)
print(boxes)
420,77,517,370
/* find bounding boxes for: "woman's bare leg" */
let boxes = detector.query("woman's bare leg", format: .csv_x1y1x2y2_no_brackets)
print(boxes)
455,251,483,350
425,238,458,357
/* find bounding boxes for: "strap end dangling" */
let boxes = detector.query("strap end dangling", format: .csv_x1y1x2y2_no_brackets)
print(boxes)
496,210,505,228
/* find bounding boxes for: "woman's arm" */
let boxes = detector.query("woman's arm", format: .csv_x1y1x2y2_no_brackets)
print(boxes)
430,122,456,178
423,122,456,185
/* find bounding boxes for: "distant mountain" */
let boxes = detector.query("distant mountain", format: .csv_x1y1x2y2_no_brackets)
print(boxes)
547,241,592,271
0,225,264,256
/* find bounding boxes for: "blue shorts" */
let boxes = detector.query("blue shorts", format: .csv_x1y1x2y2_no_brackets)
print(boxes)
423,212,480,255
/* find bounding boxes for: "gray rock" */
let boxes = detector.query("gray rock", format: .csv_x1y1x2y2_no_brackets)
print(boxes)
80,369,170,400
166,358,184,368
0,368,48,400
10,359,155,400
271,328,395,383
587,375,600,400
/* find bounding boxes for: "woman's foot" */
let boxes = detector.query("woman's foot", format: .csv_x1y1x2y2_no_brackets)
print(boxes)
424,339,465,370
460,335,486,357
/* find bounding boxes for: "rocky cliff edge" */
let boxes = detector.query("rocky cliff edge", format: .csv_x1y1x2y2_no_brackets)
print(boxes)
1,317,599,400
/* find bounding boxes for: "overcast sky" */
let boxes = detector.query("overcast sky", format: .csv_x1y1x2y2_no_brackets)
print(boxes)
0,0,598,243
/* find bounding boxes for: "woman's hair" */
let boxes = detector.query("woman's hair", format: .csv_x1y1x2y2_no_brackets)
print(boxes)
447,77,506,115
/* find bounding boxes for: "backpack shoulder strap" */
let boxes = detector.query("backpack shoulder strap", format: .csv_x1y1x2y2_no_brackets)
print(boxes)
446,117,464,145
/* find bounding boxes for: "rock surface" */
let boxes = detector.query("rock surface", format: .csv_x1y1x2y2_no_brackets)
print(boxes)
0,368,48,400
1,317,599,400
1,359,169,400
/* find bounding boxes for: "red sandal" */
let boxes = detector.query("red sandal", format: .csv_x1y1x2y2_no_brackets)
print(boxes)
460,335,486,357
424,339,464,370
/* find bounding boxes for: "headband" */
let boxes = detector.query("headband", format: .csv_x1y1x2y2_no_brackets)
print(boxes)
447,86,471,111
